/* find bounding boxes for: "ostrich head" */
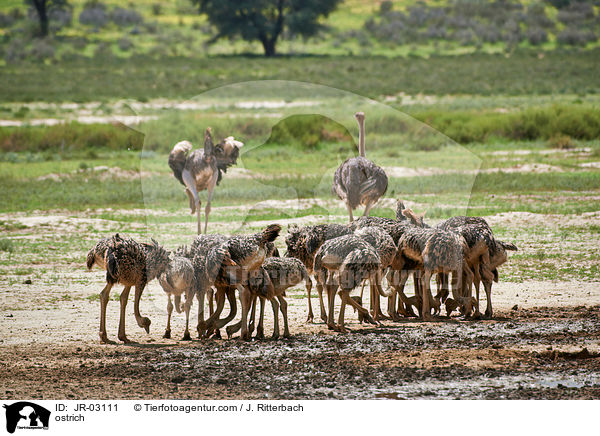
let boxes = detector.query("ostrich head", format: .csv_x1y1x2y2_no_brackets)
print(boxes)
354,112,365,122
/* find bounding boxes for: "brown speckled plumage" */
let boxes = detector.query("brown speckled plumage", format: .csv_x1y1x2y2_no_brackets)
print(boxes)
436,216,517,318
285,223,353,323
195,225,282,339
354,226,397,268
158,255,195,340
89,233,169,344
227,256,310,339
314,234,381,332
396,227,468,319
169,128,244,234
332,112,388,222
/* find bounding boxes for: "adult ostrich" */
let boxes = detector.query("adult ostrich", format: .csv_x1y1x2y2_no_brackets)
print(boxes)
332,112,388,222
168,128,243,234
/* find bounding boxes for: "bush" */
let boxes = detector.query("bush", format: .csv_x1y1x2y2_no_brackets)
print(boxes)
0,122,144,153
557,27,596,45
151,3,162,16
547,134,575,149
48,7,72,32
266,115,350,149
79,5,108,28
111,7,143,26
0,12,15,28
526,27,548,45
0,238,14,253
4,38,27,64
29,38,55,61
117,37,133,51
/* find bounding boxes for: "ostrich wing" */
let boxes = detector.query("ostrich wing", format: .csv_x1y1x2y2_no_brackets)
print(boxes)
359,160,388,201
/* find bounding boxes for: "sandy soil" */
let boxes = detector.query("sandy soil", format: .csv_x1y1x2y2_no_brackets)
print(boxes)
1,211,599,400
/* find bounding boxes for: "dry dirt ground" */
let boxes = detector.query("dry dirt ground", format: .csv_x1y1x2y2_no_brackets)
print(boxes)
1,211,600,400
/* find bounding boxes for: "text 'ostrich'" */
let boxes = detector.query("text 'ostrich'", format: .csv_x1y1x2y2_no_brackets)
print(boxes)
332,112,388,222
168,128,243,234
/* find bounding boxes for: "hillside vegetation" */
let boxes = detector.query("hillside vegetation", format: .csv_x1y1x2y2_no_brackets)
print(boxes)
1,0,600,63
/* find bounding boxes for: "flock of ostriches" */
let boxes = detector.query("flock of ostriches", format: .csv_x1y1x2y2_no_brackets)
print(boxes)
87,112,517,344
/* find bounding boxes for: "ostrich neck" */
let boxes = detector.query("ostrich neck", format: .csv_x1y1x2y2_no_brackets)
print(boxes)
358,118,366,157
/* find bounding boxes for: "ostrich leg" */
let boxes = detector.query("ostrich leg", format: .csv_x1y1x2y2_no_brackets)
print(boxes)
181,170,202,235
203,173,218,234
99,282,115,344
363,199,375,217
421,271,434,321
118,286,133,343
164,294,173,339
346,202,354,223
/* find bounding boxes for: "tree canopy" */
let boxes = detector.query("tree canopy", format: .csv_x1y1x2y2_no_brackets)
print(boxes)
193,0,343,56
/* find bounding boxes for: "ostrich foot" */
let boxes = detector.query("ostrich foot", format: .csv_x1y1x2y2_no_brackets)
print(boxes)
118,335,135,344
337,325,350,334
388,311,402,322
99,332,115,345
484,310,493,320
255,327,265,340
211,330,222,339
163,329,171,339
271,332,280,340
182,331,192,341
421,313,434,322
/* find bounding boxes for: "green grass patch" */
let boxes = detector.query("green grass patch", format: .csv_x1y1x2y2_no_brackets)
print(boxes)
2,51,600,103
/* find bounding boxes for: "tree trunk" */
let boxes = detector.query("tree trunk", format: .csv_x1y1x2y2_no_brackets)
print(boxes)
261,38,277,57
32,0,49,37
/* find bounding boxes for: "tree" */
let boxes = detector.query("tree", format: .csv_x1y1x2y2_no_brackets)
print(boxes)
27,0,69,37
193,0,343,56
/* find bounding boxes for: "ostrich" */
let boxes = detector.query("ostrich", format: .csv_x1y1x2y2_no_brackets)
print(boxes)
87,234,170,344
332,112,388,222
169,128,243,234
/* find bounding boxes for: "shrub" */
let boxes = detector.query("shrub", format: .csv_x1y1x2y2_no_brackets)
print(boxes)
526,27,548,45
4,38,27,64
29,38,55,61
111,7,143,26
0,122,144,153
79,5,108,28
557,27,596,45
0,238,14,253
151,3,162,16
117,37,133,51
0,12,15,28
266,115,350,149
48,7,72,31
547,134,575,149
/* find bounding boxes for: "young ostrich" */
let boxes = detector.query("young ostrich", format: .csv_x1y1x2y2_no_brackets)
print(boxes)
436,216,517,318
169,127,243,234
226,257,311,340
396,227,473,321
200,224,282,340
157,253,195,340
87,234,170,344
314,234,381,332
332,112,388,222
284,223,353,323
353,226,396,321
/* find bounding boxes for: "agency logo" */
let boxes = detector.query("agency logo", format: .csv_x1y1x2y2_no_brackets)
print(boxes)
3,402,50,434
